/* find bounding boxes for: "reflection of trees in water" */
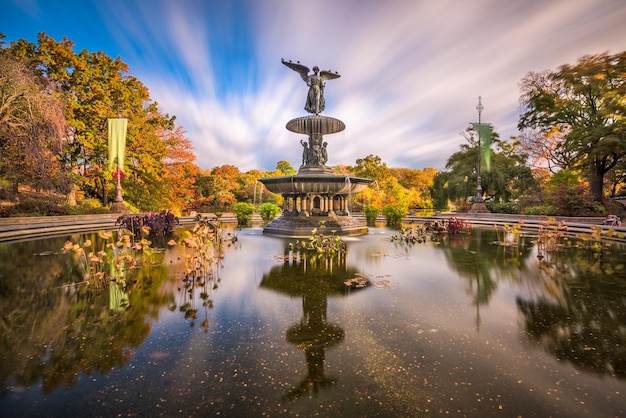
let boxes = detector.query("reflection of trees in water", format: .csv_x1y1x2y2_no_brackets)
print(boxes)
517,248,626,379
0,236,175,395
437,228,534,306
260,249,360,400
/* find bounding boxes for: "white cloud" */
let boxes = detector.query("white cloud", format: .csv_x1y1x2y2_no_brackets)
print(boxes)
42,0,626,172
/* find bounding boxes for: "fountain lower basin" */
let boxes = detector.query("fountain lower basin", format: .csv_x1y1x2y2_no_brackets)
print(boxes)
259,173,372,237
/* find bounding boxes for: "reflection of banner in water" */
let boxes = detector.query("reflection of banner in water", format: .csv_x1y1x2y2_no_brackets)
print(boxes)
109,282,129,311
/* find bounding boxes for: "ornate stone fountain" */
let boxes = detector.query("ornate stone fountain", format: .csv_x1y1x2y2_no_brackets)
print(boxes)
258,59,372,237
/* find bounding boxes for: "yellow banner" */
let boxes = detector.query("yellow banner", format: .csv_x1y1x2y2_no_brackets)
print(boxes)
108,118,128,171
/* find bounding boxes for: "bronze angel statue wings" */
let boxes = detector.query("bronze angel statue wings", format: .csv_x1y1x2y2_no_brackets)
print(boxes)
281,59,340,114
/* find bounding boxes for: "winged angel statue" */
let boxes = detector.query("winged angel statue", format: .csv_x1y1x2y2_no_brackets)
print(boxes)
282,59,340,114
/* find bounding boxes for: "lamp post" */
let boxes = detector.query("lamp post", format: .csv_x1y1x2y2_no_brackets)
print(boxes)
475,96,484,204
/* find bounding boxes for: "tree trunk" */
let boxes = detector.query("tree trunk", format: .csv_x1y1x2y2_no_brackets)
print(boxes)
103,178,109,206
66,185,77,207
589,160,604,203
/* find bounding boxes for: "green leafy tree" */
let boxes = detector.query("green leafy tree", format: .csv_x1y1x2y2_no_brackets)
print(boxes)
519,169,604,216
351,154,392,184
518,51,626,202
275,160,296,176
237,169,264,204
432,130,535,211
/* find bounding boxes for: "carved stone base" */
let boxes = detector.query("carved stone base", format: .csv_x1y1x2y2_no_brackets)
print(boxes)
110,201,131,213
263,213,368,237
470,202,490,213
298,166,334,175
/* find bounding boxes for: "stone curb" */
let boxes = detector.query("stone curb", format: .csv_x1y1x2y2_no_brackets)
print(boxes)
0,213,238,243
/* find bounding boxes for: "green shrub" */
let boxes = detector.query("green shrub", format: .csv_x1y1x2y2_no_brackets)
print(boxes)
13,198,67,216
486,201,521,214
259,202,281,223
522,205,558,216
232,202,255,226
363,205,380,225
547,184,605,216
0,204,17,217
80,197,105,210
382,203,408,227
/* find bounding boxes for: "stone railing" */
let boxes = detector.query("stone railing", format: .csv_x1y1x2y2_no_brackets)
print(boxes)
0,213,239,243
351,212,626,241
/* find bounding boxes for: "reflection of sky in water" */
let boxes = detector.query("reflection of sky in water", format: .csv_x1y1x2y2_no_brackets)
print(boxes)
1,227,625,417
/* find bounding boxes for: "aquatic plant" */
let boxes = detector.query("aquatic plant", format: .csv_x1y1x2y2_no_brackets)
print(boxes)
535,218,569,257
447,217,467,234
573,225,623,256
177,217,231,330
290,221,346,255
61,229,153,288
391,224,429,243
492,222,524,248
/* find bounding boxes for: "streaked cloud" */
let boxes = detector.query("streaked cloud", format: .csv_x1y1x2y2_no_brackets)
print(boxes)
4,0,626,172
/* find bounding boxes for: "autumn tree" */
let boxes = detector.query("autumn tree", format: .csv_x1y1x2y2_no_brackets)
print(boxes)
0,51,66,193
154,125,199,213
349,154,437,210
518,51,626,202
195,165,242,210
390,167,437,209
4,33,197,211
349,154,392,207
239,169,265,204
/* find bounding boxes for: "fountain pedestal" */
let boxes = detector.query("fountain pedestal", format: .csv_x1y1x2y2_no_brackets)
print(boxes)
259,114,372,237
259,61,372,236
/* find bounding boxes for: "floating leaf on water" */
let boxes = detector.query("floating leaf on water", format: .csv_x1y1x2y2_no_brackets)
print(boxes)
374,280,392,289
344,277,368,288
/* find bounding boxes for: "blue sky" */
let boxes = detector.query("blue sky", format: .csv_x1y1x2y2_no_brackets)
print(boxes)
3,0,626,172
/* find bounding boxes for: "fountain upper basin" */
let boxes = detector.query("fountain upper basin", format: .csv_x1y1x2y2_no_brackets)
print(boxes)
286,115,345,135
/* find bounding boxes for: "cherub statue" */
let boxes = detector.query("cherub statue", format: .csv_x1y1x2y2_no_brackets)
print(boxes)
281,59,340,114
